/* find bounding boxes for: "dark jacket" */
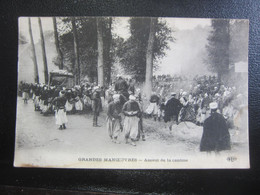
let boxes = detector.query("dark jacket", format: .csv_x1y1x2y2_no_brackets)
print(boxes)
164,97,182,122
92,91,102,113
122,100,141,117
200,112,231,152
107,102,122,120
52,96,67,109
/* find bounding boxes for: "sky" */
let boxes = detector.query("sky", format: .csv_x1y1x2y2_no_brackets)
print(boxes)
19,17,211,77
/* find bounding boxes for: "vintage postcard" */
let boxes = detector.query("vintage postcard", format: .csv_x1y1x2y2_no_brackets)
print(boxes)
14,17,249,168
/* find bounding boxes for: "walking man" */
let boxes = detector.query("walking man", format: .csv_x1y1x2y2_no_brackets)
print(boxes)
107,94,122,143
122,95,141,146
92,86,102,127
52,90,68,130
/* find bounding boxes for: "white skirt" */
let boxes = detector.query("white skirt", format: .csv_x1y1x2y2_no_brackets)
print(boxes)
22,92,29,100
145,102,158,115
34,96,40,107
55,109,68,125
65,100,74,112
106,117,121,139
123,116,139,140
83,96,92,107
75,100,83,111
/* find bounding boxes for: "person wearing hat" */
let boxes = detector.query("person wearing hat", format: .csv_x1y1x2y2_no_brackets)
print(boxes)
122,95,141,146
33,84,41,111
200,102,231,152
92,86,102,127
39,86,49,114
164,92,182,130
52,90,68,130
107,94,122,143
135,92,146,141
22,82,30,104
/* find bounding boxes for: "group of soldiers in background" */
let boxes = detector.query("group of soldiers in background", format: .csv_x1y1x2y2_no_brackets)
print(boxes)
145,75,246,130
18,75,144,146
19,73,246,149
144,74,246,151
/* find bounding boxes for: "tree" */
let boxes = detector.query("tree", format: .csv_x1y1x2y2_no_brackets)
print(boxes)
117,17,173,82
71,17,81,84
58,17,115,84
52,17,64,69
28,18,39,83
145,18,157,97
96,17,104,86
38,17,49,84
206,19,231,81
104,17,113,84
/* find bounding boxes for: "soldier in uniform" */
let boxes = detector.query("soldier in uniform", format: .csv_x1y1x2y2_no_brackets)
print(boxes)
92,86,102,127
107,94,122,143
122,95,141,146
164,92,182,130
22,82,30,104
52,90,68,130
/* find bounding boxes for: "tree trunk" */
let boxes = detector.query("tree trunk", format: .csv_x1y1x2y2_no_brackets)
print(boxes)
106,17,112,85
145,18,157,97
38,17,49,84
71,17,80,85
96,18,104,87
28,18,39,83
52,17,64,70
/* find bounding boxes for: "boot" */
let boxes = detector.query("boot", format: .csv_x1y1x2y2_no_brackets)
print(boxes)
59,125,63,130
63,124,66,129
95,117,101,127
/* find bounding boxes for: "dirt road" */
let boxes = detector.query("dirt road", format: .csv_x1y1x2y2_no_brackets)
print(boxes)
14,97,249,168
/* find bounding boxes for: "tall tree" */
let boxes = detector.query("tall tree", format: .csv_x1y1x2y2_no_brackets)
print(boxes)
52,17,64,69
117,18,173,82
104,17,113,84
71,17,81,85
58,17,117,83
206,19,230,81
28,18,39,83
145,18,157,97
96,17,104,86
38,17,49,84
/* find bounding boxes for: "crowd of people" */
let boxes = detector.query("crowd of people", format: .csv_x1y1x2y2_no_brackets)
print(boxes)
18,73,247,150
18,76,144,146
146,75,246,129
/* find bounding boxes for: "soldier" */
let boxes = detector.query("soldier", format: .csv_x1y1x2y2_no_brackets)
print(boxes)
92,86,102,127
52,90,68,130
22,82,30,104
107,94,122,143
122,95,141,146
164,92,182,130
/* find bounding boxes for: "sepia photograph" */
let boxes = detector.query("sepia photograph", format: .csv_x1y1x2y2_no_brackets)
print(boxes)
14,16,249,169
